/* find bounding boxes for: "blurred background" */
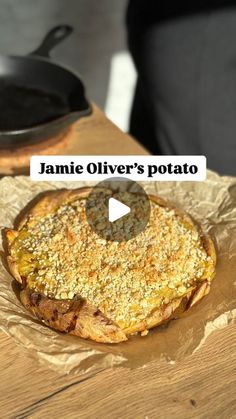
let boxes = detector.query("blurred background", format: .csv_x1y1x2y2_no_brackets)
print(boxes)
0,0,135,132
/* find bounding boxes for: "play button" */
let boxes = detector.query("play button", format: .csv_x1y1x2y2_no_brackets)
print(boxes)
108,198,130,222
85,177,150,242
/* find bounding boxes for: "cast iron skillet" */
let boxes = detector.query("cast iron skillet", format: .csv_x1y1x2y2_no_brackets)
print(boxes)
0,25,92,149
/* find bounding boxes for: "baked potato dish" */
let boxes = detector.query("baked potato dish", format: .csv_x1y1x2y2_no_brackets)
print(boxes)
5,188,216,343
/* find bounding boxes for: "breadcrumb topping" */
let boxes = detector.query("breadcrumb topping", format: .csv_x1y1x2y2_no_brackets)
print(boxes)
10,193,215,329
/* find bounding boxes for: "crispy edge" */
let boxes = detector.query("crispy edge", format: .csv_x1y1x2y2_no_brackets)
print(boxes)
5,229,22,284
17,187,94,230
20,287,127,343
5,188,216,343
123,281,211,336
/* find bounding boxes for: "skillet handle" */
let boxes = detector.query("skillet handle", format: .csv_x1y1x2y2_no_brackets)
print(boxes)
29,25,73,58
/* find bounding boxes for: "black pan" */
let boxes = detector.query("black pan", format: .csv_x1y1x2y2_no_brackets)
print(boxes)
0,25,92,149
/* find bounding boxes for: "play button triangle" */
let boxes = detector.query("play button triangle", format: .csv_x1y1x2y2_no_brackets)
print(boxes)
108,197,130,223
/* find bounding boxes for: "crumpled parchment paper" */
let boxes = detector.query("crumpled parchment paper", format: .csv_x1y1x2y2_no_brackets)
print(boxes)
0,171,235,374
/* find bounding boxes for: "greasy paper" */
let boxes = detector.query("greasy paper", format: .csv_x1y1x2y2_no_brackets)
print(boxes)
0,171,235,374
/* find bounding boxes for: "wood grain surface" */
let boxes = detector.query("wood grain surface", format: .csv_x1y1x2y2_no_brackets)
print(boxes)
0,324,235,419
0,104,147,175
0,107,235,419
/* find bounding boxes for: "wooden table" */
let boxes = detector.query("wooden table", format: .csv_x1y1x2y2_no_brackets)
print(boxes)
0,107,235,419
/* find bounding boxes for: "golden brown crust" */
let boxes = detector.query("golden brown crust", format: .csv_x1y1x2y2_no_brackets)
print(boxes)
17,187,93,230
4,188,216,343
20,287,127,343
122,280,211,335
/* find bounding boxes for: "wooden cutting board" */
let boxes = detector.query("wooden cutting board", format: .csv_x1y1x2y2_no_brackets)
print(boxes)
0,104,147,175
